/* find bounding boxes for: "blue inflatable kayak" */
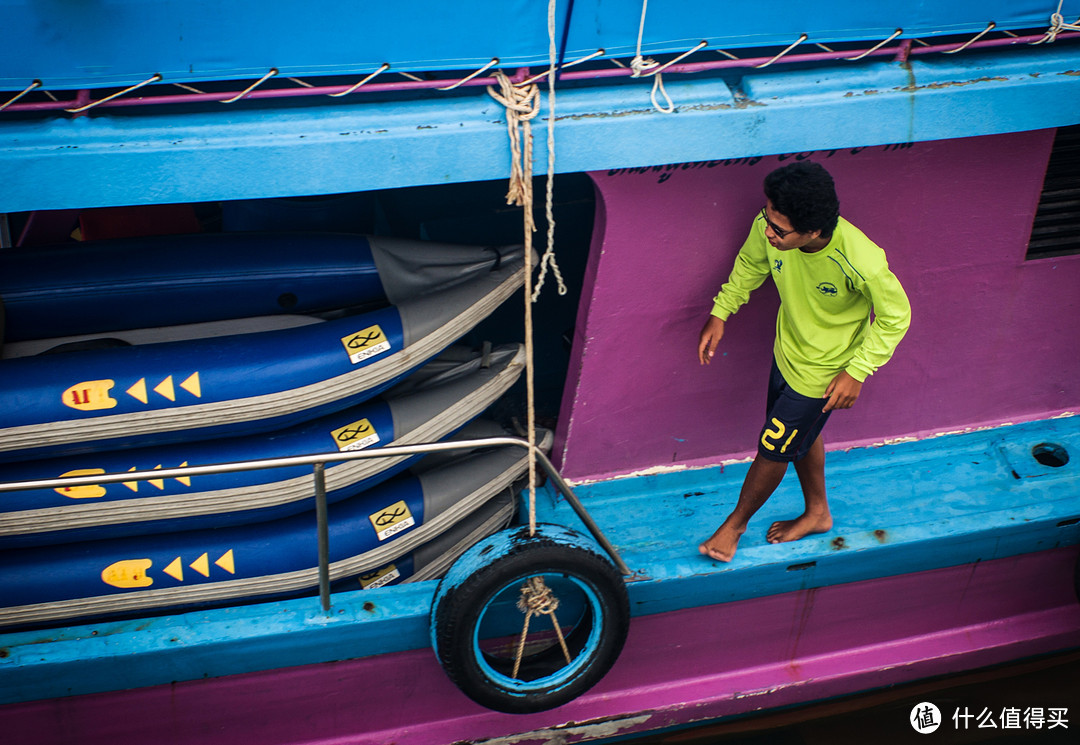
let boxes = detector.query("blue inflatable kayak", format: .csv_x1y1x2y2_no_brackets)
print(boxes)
0,344,525,547
0,428,550,629
0,233,517,341
0,246,529,462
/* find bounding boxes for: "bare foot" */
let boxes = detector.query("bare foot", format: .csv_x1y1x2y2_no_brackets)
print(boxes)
766,512,833,544
699,521,746,562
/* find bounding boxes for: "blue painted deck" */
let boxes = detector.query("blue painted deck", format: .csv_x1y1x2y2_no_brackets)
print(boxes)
2,415,1077,705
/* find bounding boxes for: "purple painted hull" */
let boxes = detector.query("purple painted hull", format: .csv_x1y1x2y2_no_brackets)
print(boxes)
5,547,1077,744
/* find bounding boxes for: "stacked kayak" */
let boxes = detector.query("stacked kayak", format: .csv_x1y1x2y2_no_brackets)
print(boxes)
0,232,537,629
0,344,526,547
0,234,529,461
0,428,551,629
0,232,517,342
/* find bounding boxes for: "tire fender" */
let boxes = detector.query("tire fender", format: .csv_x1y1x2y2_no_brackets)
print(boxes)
430,523,629,713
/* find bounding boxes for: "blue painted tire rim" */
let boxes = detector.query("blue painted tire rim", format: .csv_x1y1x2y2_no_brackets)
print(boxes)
472,571,605,693
431,523,630,713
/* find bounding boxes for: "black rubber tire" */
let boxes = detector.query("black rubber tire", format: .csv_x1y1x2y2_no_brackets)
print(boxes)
432,527,629,713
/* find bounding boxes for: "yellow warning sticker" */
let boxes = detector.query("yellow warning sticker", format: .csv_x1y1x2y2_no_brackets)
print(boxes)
359,564,401,590
55,469,107,499
340,325,391,364
101,558,153,588
62,380,117,411
331,418,381,452
369,500,415,541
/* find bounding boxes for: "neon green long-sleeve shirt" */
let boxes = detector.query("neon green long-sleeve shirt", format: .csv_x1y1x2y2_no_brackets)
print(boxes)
710,214,911,398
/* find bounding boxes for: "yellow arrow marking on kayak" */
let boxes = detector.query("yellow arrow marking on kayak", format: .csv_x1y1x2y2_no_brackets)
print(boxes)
55,469,107,499
63,380,117,411
154,376,175,402
176,462,191,487
163,557,184,582
101,559,153,588
190,553,210,577
126,378,148,404
146,462,165,490
124,466,139,492
180,372,201,398
215,550,235,574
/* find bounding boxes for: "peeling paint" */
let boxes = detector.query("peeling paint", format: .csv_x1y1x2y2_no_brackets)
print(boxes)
469,713,654,744
893,75,1008,92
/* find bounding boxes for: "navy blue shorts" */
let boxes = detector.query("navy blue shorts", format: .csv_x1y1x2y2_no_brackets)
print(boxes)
757,359,832,463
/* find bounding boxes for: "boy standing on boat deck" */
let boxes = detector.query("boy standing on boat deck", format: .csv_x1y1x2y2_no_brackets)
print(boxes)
697,162,911,562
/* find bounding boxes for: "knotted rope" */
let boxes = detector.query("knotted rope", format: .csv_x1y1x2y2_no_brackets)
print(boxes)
487,70,542,535
487,72,541,232
512,576,572,678
630,0,675,113
1036,0,1080,43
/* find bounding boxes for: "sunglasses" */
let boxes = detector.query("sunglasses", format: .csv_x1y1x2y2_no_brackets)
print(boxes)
760,207,796,239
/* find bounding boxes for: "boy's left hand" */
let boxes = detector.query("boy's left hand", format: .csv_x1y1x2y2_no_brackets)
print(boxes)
823,370,862,412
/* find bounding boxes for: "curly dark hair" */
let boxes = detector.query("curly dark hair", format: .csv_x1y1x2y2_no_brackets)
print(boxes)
763,162,840,238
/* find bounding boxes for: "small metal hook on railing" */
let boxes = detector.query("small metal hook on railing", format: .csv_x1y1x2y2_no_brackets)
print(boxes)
943,22,996,54
220,68,278,104
329,63,391,97
0,79,42,112
437,58,499,91
65,74,163,113
755,34,809,68
845,29,903,61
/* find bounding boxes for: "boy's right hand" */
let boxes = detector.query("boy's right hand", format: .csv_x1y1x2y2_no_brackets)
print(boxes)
698,316,725,365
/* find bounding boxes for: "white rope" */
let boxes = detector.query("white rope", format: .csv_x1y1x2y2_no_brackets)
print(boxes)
755,34,808,68
1034,1,1080,43
66,73,163,112
438,58,499,91
942,22,995,54
630,0,676,113
329,63,390,98
643,40,709,76
517,49,605,88
512,577,572,678
487,67,541,532
533,0,568,303
218,68,276,103
844,29,903,61
0,80,41,112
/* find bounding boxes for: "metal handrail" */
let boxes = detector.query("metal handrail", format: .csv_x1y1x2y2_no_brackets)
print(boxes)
0,436,631,610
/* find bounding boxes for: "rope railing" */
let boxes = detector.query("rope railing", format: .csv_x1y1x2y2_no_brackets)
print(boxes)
2,25,1078,115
